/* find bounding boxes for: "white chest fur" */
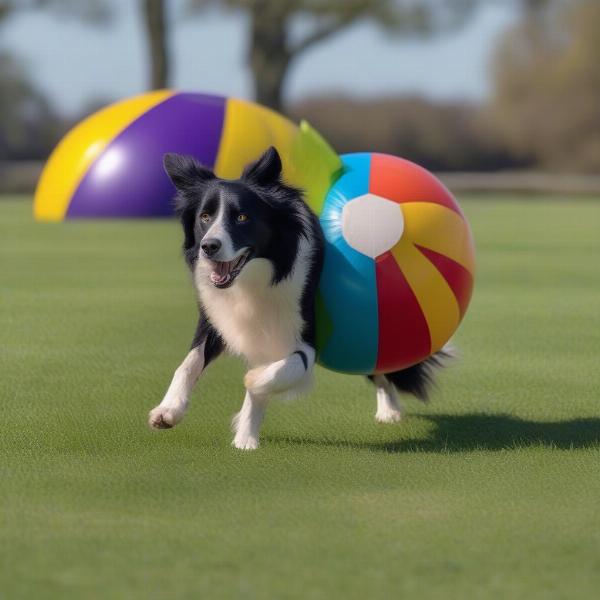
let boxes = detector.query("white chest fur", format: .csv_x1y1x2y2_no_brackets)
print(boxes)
195,243,311,367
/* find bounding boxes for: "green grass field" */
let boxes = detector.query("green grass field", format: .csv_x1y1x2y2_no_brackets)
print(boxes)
2,196,600,599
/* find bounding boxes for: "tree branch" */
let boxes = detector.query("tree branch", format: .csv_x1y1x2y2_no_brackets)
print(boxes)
290,14,357,56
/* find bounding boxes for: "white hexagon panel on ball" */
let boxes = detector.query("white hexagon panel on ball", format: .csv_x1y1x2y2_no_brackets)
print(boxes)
341,193,404,258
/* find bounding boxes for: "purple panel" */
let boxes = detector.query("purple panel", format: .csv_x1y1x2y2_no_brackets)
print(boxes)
67,93,226,218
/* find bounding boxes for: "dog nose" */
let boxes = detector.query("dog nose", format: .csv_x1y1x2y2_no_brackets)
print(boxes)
201,238,222,257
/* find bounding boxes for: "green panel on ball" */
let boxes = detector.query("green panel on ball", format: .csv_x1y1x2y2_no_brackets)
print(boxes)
315,290,335,357
288,120,343,216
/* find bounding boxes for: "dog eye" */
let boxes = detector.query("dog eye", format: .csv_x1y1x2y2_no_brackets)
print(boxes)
200,213,211,223
237,214,249,223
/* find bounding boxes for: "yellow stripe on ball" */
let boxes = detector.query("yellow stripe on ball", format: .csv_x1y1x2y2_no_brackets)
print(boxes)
214,98,299,181
34,89,174,222
391,237,461,353
401,202,476,274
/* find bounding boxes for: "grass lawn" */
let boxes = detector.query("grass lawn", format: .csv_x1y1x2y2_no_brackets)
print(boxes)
1,196,600,599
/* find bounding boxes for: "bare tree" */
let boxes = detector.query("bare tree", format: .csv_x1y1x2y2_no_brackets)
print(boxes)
141,0,170,89
0,0,171,91
187,0,481,112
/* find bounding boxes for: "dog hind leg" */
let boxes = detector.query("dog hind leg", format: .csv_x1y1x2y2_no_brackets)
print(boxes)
372,374,403,423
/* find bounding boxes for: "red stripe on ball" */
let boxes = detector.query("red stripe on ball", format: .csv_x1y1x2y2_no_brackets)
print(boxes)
375,251,431,373
416,245,474,318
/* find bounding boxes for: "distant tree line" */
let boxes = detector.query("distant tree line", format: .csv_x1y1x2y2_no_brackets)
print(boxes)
490,0,600,173
0,0,110,160
291,96,524,172
0,52,67,160
291,0,600,174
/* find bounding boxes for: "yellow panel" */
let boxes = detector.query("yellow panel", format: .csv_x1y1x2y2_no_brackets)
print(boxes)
214,98,299,181
401,202,476,274
392,238,460,353
34,89,174,221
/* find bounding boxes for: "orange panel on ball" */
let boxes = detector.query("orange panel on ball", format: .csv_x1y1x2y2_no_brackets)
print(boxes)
370,153,463,215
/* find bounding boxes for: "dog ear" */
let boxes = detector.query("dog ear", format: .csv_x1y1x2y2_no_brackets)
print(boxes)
164,154,213,262
242,146,282,187
163,153,214,191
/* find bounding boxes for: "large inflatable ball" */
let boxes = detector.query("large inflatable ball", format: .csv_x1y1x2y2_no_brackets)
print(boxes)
315,153,475,374
34,90,475,375
34,91,337,220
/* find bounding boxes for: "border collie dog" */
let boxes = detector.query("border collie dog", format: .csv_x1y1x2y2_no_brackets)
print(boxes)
149,146,448,450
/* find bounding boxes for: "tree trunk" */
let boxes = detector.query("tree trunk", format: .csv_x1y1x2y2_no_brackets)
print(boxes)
248,3,291,112
142,0,169,90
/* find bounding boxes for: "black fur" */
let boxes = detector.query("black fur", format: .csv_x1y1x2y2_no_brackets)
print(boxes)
298,220,324,348
238,148,324,344
164,153,215,267
368,349,452,401
190,310,224,366
240,146,320,284
293,350,308,370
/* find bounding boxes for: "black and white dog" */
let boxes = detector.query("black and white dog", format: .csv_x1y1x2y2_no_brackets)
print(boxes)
149,147,448,449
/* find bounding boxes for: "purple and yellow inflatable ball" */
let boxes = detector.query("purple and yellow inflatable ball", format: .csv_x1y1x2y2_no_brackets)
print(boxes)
34,90,333,220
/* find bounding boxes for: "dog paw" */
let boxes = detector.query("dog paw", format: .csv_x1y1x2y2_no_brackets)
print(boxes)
232,436,260,451
375,408,402,424
148,405,185,429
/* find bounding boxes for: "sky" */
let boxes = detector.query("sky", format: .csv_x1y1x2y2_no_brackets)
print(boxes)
1,1,517,117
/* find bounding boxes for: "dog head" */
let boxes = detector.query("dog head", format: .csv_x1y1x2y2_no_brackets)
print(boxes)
164,146,308,288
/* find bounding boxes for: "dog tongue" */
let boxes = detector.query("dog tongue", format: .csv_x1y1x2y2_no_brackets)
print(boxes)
211,272,231,285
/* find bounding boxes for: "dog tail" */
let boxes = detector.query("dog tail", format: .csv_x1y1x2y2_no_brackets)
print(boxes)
367,345,455,401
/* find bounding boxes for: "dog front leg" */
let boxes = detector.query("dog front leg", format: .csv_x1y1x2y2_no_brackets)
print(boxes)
148,343,206,429
231,390,269,450
244,345,315,398
149,315,222,430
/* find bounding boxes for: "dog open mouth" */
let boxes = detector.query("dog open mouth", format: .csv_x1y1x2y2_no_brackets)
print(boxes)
209,250,251,288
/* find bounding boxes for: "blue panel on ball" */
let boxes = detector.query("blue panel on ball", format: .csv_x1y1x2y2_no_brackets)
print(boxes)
317,153,378,373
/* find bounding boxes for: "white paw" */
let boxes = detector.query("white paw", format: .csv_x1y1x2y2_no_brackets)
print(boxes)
232,436,260,450
375,407,402,424
148,404,186,429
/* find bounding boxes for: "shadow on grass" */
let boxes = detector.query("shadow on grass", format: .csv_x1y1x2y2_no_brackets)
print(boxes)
267,414,600,453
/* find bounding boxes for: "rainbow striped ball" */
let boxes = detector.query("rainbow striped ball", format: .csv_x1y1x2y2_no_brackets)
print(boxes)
315,153,475,374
